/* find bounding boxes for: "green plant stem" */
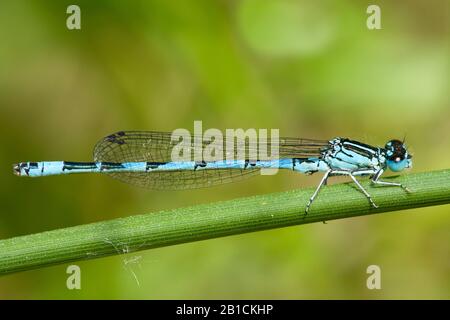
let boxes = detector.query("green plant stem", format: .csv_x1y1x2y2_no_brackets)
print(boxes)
1,169,449,275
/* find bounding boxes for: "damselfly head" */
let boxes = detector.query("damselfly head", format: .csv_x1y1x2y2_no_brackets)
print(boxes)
384,140,412,172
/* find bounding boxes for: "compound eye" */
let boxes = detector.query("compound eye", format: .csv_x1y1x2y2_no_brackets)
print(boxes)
385,139,406,161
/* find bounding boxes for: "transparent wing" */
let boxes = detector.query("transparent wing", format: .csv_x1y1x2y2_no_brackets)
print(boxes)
93,131,330,190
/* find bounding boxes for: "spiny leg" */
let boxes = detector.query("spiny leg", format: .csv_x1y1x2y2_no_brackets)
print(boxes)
372,169,411,193
305,169,331,215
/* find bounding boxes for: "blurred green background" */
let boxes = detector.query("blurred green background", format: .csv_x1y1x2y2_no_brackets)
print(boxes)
0,0,449,299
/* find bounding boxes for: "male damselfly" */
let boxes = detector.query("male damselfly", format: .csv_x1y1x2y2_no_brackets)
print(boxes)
14,131,412,213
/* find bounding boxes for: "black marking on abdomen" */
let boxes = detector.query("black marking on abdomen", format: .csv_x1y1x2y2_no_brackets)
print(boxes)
63,161,98,171
292,158,316,168
194,160,207,170
146,161,167,171
100,162,125,171
28,162,39,175
292,158,320,174
292,158,302,170
244,159,258,169
29,162,38,168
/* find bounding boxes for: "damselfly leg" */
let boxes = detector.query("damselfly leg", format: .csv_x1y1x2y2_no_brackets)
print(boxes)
305,169,331,215
305,169,379,215
371,169,411,192
305,168,413,214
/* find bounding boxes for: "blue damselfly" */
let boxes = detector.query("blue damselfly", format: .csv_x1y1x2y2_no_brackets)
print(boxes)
13,131,412,213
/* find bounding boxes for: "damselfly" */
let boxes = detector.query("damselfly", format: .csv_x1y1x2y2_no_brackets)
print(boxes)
13,131,412,213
